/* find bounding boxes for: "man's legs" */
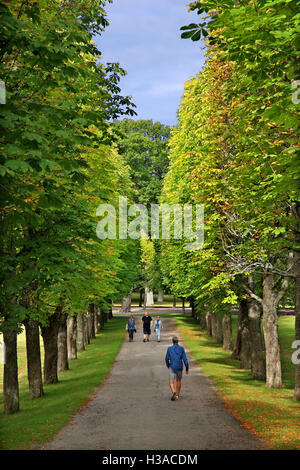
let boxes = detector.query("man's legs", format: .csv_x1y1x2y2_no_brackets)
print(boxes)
176,378,181,397
143,328,150,342
169,379,176,394
169,379,177,400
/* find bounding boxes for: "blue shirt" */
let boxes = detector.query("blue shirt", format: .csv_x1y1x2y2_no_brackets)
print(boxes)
165,344,189,372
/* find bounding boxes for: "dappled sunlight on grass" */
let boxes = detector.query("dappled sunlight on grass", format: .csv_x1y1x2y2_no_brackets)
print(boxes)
174,315,300,450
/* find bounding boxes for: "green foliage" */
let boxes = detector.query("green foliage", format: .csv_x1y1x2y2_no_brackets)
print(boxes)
112,118,172,293
0,0,138,332
161,0,299,311
113,119,172,206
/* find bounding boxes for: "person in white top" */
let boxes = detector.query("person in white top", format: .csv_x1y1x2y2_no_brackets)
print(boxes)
154,316,163,342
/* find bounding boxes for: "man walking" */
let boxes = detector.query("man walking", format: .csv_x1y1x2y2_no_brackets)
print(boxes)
165,336,189,401
141,311,153,342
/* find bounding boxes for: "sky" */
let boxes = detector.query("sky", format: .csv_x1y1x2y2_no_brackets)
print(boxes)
95,0,206,126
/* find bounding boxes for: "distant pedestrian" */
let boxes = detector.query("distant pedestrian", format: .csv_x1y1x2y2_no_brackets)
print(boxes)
126,315,136,342
141,311,153,342
165,336,189,401
154,316,163,342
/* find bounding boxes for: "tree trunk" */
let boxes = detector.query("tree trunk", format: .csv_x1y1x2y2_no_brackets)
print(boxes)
222,314,233,351
206,313,212,336
294,248,300,400
121,291,132,312
94,309,98,335
107,300,113,319
23,318,44,398
99,303,108,328
84,314,89,345
200,313,207,330
144,288,154,307
231,299,247,360
95,306,103,331
248,298,265,380
262,273,282,388
88,304,96,340
41,306,62,385
3,329,19,414
67,316,77,360
157,290,164,302
139,289,144,307
240,320,252,369
216,315,223,344
88,304,95,339
211,313,217,340
173,296,176,307
76,313,85,351
57,313,69,372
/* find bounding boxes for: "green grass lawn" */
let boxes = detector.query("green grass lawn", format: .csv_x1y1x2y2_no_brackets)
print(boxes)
0,317,126,450
175,314,300,450
1,313,298,450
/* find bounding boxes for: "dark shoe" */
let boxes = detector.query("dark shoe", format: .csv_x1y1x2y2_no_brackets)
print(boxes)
143,339,146,342
171,392,177,401
147,338,149,342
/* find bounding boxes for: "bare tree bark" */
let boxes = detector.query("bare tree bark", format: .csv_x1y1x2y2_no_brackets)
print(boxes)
262,272,282,388
262,260,292,389
248,297,265,380
216,315,223,344
41,305,62,385
206,313,212,336
67,315,77,360
121,291,132,312
84,314,89,345
139,289,143,307
222,314,233,351
231,299,247,360
157,290,164,302
240,320,252,369
88,304,96,340
144,288,154,307
76,313,85,351
3,329,19,414
211,313,217,340
24,317,44,398
107,300,113,319
57,313,69,372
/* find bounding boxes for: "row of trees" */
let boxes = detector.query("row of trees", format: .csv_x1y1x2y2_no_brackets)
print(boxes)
159,0,299,399
0,1,140,413
112,119,172,311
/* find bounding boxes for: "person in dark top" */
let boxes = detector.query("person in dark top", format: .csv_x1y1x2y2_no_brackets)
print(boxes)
165,336,189,401
141,311,153,342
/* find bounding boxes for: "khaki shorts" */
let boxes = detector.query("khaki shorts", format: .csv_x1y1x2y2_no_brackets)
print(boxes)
169,368,182,381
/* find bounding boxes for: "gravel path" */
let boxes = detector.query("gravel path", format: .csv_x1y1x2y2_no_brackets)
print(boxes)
41,318,266,450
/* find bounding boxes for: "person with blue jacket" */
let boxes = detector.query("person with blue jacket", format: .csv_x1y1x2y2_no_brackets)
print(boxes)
165,336,189,401
126,315,136,342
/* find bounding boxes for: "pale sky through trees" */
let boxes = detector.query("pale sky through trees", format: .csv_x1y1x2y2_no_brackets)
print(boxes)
96,0,206,126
